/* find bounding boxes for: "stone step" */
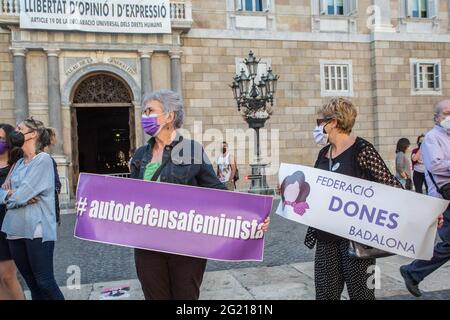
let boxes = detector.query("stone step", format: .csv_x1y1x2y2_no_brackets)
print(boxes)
24,256,450,300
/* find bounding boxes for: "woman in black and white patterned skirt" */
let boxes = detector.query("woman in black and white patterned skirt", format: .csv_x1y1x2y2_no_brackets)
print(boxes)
306,98,402,300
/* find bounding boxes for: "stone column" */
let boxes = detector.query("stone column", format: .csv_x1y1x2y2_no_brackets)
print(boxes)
139,50,153,98
139,51,153,144
45,49,70,208
46,49,64,155
169,50,183,96
11,48,29,123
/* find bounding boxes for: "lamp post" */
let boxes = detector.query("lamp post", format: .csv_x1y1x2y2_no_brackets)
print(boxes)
230,51,279,194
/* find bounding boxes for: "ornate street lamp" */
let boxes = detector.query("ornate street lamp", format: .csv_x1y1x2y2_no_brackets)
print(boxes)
230,50,279,194
265,68,278,96
244,50,260,78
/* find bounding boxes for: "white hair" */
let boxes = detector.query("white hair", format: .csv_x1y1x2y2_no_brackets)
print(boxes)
434,100,450,119
141,90,184,129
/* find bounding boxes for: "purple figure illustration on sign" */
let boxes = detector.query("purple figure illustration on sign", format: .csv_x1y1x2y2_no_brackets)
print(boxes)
281,171,311,216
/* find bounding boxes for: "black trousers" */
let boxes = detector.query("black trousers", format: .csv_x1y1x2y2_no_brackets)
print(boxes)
404,205,450,283
314,239,376,300
8,239,64,300
413,170,428,194
134,249,207,300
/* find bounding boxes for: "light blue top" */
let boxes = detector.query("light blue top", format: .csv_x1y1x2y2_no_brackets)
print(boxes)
0,152,57,242
422,125,450,199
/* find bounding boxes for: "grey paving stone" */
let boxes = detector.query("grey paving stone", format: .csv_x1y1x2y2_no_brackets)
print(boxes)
228,264,316,300
248,282,315,300
201,270,244,291
290,261,314,280
24,284,93,300
381,289,450,300
61,284,93,300
378,257,450,293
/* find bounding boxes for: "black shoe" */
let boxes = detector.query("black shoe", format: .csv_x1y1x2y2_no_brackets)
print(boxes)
400,265,422,297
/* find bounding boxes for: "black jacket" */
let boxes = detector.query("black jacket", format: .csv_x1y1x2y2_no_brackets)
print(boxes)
130,134,226,191
51,157,61,225
304,137,402,249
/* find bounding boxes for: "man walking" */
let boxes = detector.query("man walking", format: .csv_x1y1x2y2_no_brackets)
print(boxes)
400,100,450,297
217,141,237,191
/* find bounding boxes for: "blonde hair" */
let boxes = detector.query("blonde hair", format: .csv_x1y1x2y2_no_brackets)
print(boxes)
318,97,357,134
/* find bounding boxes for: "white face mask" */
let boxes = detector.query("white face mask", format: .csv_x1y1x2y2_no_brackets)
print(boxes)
313,125,329,146
440,115,450,130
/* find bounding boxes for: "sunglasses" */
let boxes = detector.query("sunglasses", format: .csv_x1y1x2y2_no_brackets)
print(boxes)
15,125,34,134
24,117,41,129
316,118,333,126
17,117,41,133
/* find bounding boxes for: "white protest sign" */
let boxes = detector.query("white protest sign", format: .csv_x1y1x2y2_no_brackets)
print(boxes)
20,0,171,34
276,163,449,260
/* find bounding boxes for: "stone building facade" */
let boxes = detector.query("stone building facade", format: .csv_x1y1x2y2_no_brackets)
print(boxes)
0,0,449,204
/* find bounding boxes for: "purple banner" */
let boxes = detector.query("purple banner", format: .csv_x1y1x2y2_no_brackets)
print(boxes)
74,173,273,261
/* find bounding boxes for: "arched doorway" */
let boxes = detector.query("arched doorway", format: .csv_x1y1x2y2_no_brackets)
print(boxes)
71,72,136,189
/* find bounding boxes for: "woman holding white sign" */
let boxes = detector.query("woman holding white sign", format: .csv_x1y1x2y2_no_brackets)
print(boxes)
130,90,270,300
307,98,402,300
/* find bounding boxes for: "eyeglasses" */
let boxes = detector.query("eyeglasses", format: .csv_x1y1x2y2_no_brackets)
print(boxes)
316,118,333,126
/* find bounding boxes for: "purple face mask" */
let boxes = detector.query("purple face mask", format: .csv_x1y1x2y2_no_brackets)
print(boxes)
141,114,161,137
0,140,8,155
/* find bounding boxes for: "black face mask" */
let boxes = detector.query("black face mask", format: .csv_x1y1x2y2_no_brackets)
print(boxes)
222,148,227,153
9,131,25,148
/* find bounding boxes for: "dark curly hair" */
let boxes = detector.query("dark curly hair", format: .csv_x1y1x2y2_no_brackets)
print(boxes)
0,123,24,166
396,138,410,153
416,134,425,145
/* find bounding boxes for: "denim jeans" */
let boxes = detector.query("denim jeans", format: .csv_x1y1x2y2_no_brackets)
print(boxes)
8,238,64,300
404,205,450,283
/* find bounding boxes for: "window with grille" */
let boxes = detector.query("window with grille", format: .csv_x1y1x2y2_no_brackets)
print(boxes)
320,61,353,97
412,61,441,92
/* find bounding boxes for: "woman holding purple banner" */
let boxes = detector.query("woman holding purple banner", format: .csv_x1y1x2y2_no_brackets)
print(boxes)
305,98,402,300
130,89,270,300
